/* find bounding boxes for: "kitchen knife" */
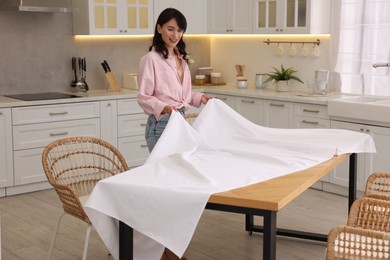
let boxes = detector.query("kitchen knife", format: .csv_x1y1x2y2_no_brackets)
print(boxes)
103,60,111,72
101,62,108,73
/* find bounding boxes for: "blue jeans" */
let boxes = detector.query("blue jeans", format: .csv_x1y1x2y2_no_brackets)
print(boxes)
145,109,185,152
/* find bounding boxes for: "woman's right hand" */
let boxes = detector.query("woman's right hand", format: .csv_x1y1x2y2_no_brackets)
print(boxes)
162,105,177,115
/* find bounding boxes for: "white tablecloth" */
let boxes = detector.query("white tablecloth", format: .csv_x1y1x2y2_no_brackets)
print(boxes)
85,99,375,260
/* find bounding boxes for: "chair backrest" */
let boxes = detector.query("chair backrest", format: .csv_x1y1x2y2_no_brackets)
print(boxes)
327,225,390,260
365,172,390,200
184,113,198,125
348,197,390,232
42,136,129,222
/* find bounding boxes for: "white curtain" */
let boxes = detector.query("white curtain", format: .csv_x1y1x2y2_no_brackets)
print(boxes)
329,0,390,96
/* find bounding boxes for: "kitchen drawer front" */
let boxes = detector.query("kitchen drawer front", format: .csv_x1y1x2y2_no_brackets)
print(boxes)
13,118,100,150
14,147,46,185
294,116,330,129
294,103,329,119
118,136,149,167
12,102,100,125
118,114,148,138
118,99,144,115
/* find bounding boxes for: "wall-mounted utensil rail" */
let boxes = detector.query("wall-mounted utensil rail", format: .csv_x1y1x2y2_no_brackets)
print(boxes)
263,39,321,46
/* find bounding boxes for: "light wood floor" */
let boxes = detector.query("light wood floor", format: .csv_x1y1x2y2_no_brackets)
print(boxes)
1,187,350,260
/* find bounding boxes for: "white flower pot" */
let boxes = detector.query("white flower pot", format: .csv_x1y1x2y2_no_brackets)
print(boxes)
276,80,290,92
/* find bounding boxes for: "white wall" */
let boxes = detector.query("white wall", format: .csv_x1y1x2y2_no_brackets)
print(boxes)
0,11,210,95
210,35,331,93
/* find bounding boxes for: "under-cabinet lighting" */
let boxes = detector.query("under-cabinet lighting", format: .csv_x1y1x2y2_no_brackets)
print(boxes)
74,34,209,41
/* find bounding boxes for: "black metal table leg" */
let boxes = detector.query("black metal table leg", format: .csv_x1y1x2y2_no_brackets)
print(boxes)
263,211,277,260
348,153,357,212
246,214,254,234
119,221,133,260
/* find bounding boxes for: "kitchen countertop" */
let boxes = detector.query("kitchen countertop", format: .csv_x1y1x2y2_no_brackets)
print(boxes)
0,86,349,108
198,85,346,105
0,89,138,108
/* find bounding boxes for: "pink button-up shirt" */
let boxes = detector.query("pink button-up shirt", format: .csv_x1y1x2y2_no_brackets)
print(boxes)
137,49,203,120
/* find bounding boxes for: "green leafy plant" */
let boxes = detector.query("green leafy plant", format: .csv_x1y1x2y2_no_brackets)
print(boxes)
264,65,304,84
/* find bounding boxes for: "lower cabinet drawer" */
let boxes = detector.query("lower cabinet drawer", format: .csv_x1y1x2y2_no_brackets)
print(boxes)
118,114,148,138
294,116,330,129
14,147,46,185
13,118,100,150
118,136,150,167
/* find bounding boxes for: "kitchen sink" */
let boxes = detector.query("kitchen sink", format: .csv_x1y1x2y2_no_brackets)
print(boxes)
334,96,389,103
371,100,390,106
328,96,390,123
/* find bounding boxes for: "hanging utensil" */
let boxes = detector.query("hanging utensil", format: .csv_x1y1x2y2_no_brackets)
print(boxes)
76,57,87,92
81,57,89,91
70,57,78,88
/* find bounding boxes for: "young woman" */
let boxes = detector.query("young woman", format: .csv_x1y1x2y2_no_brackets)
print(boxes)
137,8,212,153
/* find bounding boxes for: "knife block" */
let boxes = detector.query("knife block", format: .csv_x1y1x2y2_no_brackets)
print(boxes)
105,71,122,92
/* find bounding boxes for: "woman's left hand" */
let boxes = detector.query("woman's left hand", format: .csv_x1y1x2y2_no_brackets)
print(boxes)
201,94,213,104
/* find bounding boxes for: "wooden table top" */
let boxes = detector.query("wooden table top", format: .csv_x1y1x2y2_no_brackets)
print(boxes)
208,154,350,212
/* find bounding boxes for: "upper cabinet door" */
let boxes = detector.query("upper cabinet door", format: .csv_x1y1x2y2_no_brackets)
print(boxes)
253,0,331,34
208,0,253,34
154,0,207,34
73,0,153,35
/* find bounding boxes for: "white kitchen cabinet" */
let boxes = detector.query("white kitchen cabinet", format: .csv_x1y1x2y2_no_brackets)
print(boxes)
293,103,330,129
100,100,118,147
294,103,330,186
208,0,253,34
72,0,153,35
117,99,149,167
154,0,207,34
212,94,237,110
11,102,100,189
0,108,13,191
253,0,331,34
263,99,294,128
330,120,390,192
235,97,264,125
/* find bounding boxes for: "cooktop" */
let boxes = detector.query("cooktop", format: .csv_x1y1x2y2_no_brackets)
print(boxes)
4,92,81,101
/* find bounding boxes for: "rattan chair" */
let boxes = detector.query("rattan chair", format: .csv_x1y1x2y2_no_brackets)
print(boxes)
327,225,390,259
348,197,390,232
365,172,390,200
42,136,129,260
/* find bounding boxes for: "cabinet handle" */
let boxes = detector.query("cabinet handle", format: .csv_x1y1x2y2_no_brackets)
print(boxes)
366,129,370,133
107,103,111,107
141,144,148,148
140,123,147,127
270,103,284,107
302,120,319,125
303,109,320,113
50,131,68,136
217,97,227,101
49,111,68,116
360,128,365,132
0,112,3,115
241,100,255,104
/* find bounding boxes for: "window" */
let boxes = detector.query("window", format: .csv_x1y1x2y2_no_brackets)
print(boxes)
330,0,390,96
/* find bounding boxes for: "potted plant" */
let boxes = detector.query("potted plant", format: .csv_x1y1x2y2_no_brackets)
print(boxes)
264,65,304,92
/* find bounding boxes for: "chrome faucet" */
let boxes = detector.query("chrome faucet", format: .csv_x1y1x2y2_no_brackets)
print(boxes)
373,63,390,68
